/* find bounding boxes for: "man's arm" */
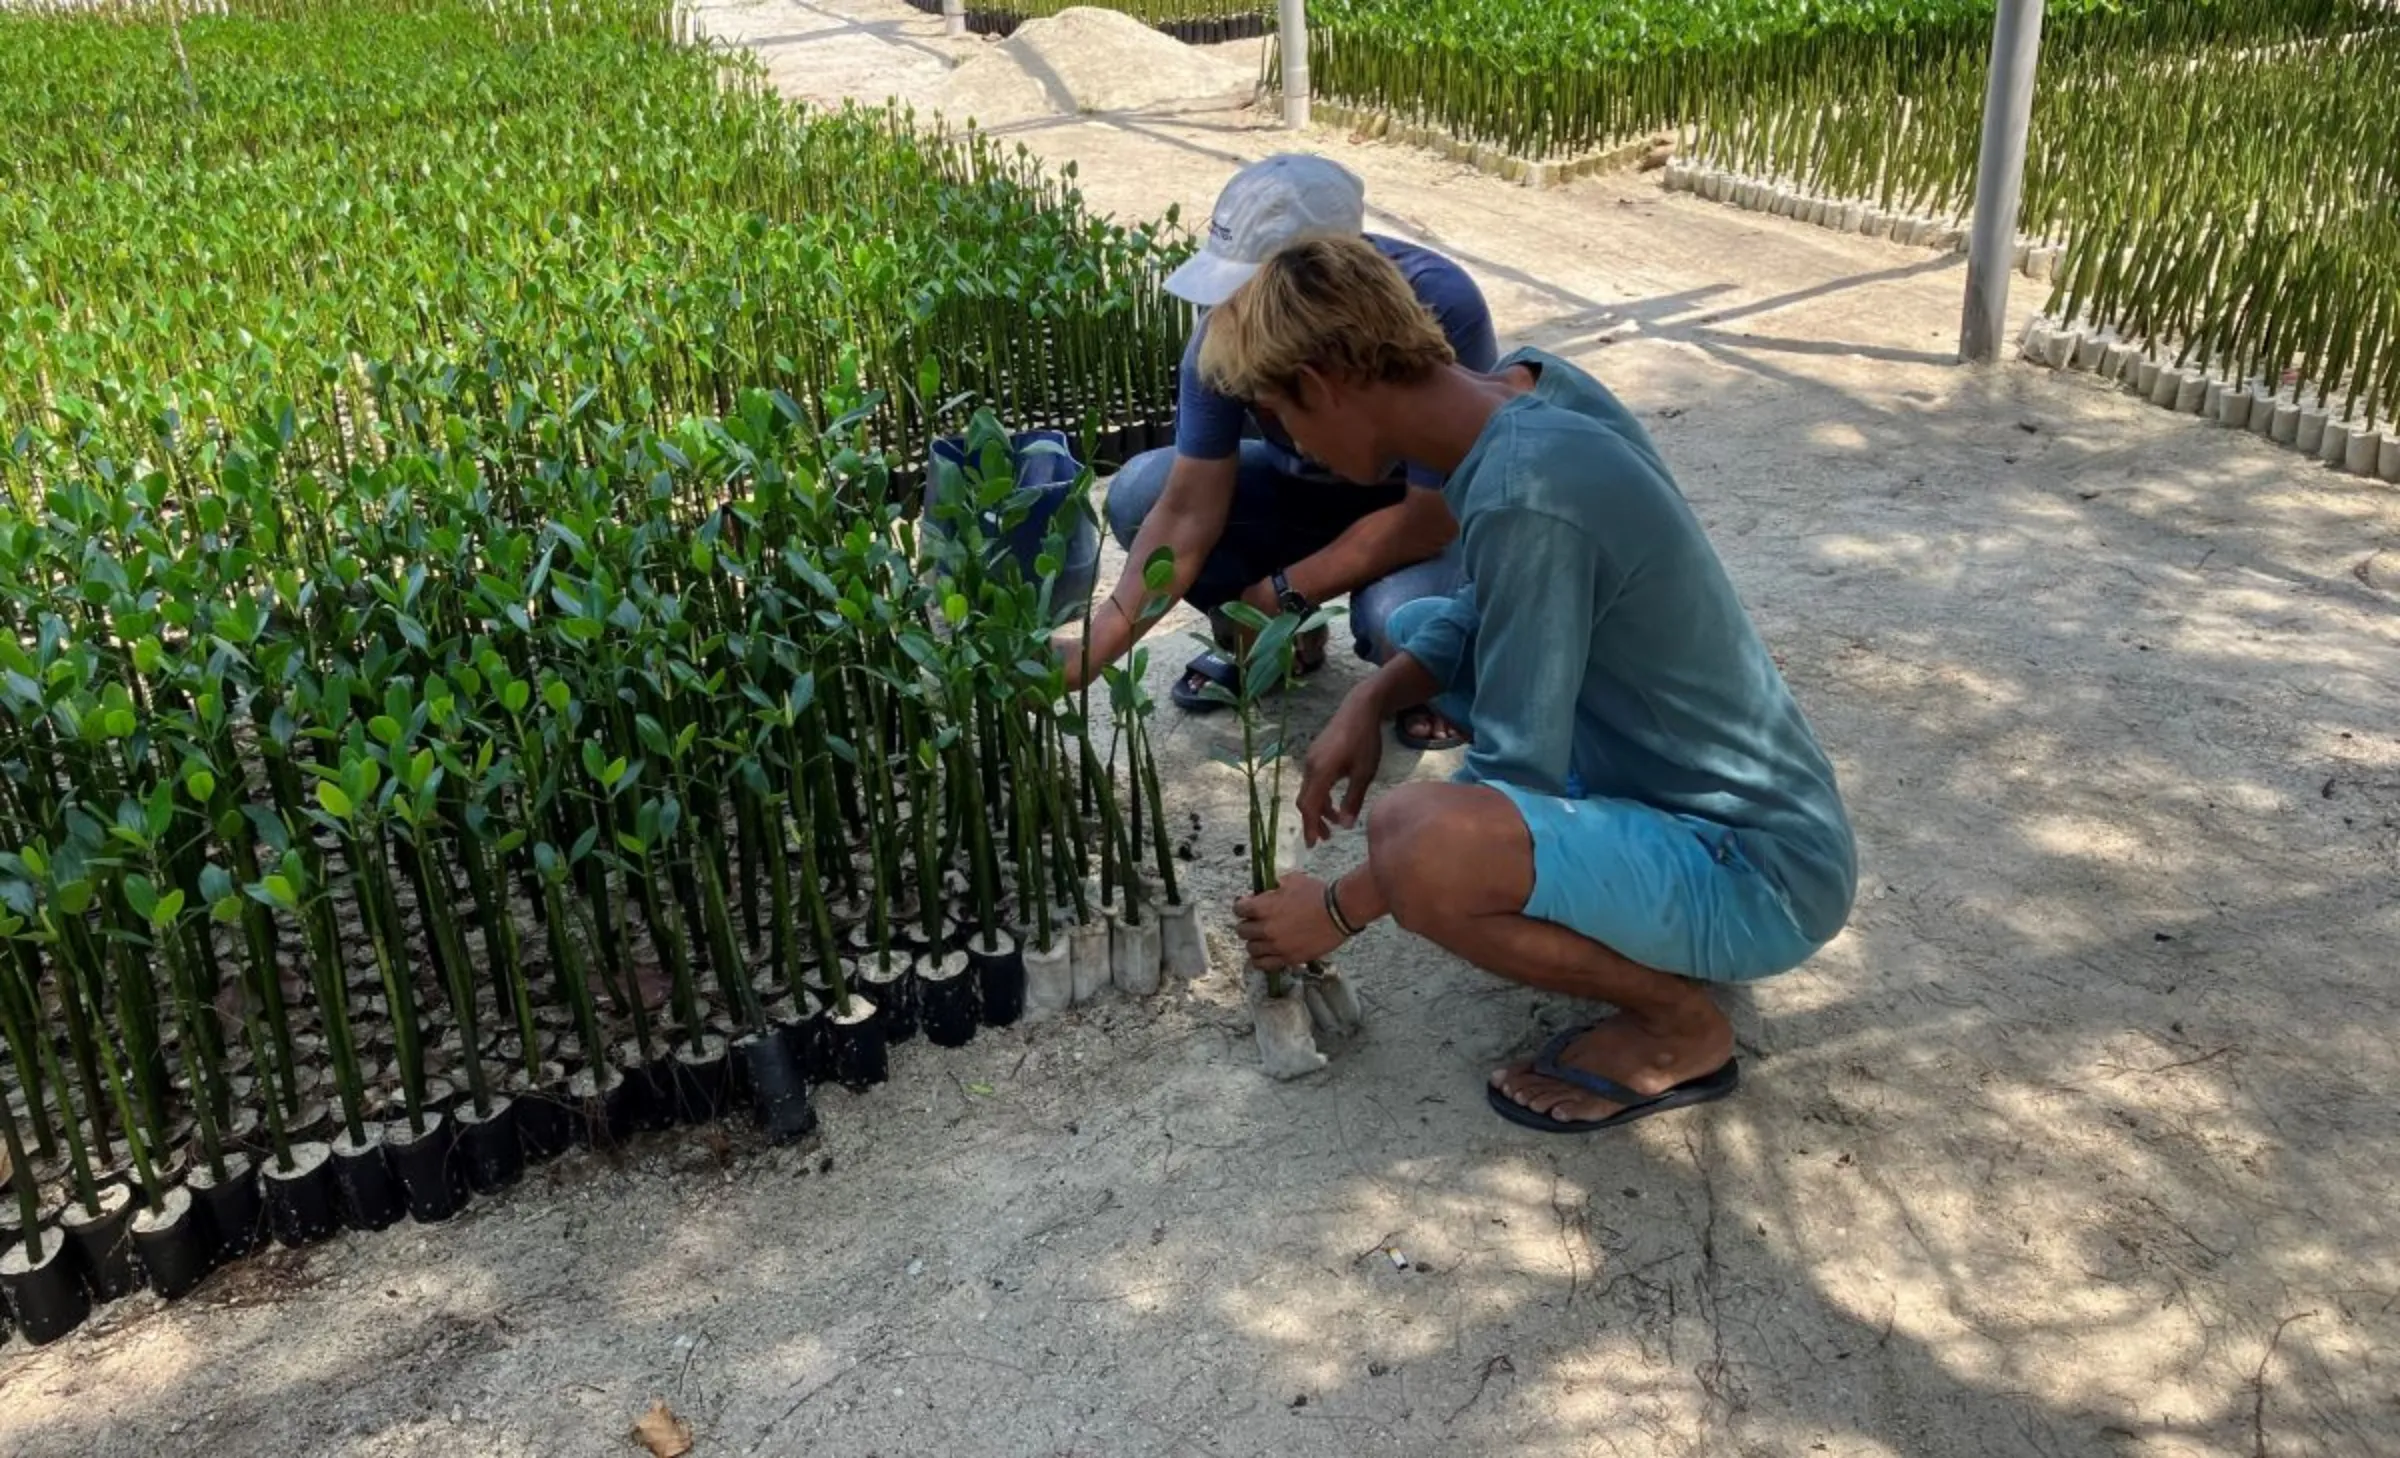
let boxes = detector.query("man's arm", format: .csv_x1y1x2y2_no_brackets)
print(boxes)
1061,451,1236,689
1455,510,1606,796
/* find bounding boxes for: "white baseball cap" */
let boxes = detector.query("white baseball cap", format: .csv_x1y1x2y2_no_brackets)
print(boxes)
1164,154,1367,307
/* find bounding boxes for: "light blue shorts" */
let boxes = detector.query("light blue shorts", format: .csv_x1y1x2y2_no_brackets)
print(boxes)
1489,782,1821,984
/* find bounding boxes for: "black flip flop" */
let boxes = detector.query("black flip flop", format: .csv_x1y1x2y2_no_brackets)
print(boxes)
1169,641,1325,713
1484,1025,1741,1134
1395,703,1470,752
1170,650,1242,713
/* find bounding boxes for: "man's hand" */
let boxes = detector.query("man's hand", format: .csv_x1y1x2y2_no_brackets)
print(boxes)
1051,626,1095,693
1297,691,1382,846
1234,873,1346,971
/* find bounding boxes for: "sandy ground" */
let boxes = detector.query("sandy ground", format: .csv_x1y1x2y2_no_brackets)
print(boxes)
7,5,2399,1456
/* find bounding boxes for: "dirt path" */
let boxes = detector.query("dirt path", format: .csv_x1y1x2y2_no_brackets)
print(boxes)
7,6,2398,1455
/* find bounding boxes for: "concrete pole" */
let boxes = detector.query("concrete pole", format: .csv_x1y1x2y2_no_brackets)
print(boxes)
1959,0,2046,364
942,0,965,39
1279,0,1310,129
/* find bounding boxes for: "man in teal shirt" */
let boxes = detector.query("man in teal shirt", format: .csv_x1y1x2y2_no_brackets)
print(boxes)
1215,237,1854,1133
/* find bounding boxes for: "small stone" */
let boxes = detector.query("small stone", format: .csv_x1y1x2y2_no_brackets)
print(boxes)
906,1257,925,1277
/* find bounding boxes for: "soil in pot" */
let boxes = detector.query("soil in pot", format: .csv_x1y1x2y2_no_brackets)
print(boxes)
131,1186,213,1300
965,928,1022,1028
568,1064,635,1148
916,951,978,1048
454,1098,524,1195
386,1114,467,1224
332,1126,408,1232
1067,917,1110,1005
61,1180,141,1302
612,1040,678,1133
1,1234,89,1345
189,1153,267,1262
856,957,918,1045
509,1067,575,1162
737,1027,816,1145
1022,936,1073,1016
1158,899,1207,980
830,996,888,1091
262,1141,340,1247
1109,911,1163,997
670,1035,731,1125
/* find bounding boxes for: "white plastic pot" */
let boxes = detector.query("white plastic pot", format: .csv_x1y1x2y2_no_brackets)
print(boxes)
2072,331,2110,372
2269,399,2300,444
2321,419,2355,465
1067,917,1110,1005
2295,406,2329,456
2381,432,2400,484
1023,936,1074,1015
2041,326,2078,371
2213,384,2249,429
1252,985,1325,1080
1158,899,1208,980
2131,358,2161,397
2346,424,2381,476
2175,373,2208,414
1109,910,1162,997
2148,364,2183,408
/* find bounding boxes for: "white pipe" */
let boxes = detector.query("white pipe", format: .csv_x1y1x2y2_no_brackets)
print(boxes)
1959,0,2047,363
1279,0,1309,129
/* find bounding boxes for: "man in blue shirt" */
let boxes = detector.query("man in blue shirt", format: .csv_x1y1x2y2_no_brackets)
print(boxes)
1215,237,1856,1134
1057,154,1496,751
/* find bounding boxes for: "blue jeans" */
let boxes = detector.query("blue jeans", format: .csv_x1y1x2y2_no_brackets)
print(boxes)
1103,444,1464,663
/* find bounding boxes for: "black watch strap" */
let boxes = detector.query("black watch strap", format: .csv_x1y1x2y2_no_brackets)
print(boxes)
1271,569,1310,617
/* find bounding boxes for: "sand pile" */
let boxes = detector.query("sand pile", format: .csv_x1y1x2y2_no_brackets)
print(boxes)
937,6,1258,124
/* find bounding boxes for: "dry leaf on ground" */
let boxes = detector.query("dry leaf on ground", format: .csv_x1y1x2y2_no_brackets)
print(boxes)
630,1400,692,1458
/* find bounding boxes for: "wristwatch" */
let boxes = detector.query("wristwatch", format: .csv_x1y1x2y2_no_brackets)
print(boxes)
1270,569,1311,618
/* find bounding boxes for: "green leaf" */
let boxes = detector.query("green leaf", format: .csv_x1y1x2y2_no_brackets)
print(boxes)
369,714,405,747
501,680,531,715
122,873,158,921
185,768,217,803
316,782,355,820
1218,600,1271,635
1141,547,1176,595
152,888,185,928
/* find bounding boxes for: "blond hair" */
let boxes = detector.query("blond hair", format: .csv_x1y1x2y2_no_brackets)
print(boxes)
1196,235,1455,402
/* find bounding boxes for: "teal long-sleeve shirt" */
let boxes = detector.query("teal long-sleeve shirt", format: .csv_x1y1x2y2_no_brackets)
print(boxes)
1398,348,1856,943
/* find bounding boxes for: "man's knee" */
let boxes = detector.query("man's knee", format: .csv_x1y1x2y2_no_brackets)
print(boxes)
1352,549,1465,662
1102,448,1173,548
1368,784,1467,934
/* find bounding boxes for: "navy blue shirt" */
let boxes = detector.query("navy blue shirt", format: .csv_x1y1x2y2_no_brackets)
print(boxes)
1399,348,1857,943
1176,233,1497,487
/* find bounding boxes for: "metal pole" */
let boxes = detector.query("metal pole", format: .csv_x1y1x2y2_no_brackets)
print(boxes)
942,0,965,39
1279,0,1309,129
1959,0,2046,363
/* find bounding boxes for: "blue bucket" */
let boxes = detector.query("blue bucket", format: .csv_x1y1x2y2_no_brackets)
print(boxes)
925,429,1101,618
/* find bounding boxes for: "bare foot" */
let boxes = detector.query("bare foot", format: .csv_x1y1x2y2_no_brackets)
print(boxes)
1488,1003,1734,1123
